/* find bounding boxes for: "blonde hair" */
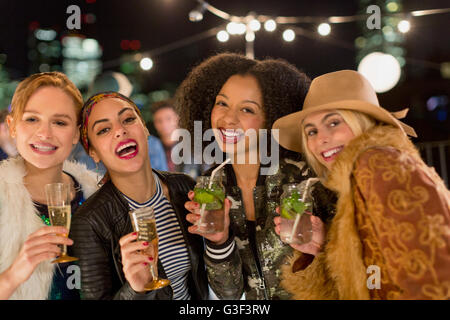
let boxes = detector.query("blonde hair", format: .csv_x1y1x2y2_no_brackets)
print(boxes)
301,109,377,178
9,72,83,130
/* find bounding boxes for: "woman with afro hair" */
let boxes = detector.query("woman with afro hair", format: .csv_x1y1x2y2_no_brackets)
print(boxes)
176,53,336,300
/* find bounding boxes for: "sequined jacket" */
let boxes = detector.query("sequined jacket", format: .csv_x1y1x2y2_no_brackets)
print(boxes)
204,158,337,300
281,126,450,300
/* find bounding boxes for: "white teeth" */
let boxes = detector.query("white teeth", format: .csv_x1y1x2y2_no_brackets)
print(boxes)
221,129,241,137
117,142,137,153
120,150,135,157
33,144,56,151
323,147,342,158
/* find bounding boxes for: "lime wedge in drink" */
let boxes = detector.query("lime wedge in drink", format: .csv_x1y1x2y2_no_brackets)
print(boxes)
281,207,295,219
194,189,216,204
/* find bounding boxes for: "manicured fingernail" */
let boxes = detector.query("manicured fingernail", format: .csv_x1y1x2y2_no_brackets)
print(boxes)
132,232,138,236
143,241,149,246
148,257,153,261
143,262,148,266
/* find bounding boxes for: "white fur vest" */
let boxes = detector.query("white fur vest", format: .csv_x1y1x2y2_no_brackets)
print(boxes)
0,157,98,300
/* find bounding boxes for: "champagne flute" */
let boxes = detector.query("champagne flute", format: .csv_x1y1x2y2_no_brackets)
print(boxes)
129,207,170,291
45,183,78,263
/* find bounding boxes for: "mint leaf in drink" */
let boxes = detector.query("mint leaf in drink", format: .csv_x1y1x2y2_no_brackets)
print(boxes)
292,201,307,215
194,189,215,204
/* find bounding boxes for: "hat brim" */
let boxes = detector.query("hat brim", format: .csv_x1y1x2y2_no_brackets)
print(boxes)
272,100,416,153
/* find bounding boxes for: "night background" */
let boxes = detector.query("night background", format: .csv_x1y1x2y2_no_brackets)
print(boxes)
0,0,449,183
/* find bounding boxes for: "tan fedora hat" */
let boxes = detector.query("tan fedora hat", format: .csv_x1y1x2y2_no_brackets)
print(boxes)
272,70,417,153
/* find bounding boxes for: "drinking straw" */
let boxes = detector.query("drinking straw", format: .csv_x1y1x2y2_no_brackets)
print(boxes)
198,158,232,228
288,178,319,243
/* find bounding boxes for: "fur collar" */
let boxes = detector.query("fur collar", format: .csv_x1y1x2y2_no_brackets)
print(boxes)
0,156,97,300
324,125,434,299
325,125,422,194
282,125,438,299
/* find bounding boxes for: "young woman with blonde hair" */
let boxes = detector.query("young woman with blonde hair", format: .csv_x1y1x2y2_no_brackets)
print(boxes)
273,70,450,300
0,72,97,300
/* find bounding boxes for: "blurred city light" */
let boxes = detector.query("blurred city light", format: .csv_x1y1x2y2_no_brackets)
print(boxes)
398,20,411,33
34,29,57,41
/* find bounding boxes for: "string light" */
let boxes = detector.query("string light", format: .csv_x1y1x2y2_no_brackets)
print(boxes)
189,2,207,22
264,19,277,32
245,31,255,42
317,23,331,36
97,2,450,73
226,22,236,34
226,22,246,35
217,30,229,42
249,19,261,31
283,29,295,42
318,23,331,36
139,57,153,71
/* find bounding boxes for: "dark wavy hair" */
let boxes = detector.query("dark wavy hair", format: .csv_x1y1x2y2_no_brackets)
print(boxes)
174,52,311,159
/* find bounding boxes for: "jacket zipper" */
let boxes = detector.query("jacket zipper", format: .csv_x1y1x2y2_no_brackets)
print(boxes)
253,186,268,300
237,187,268,300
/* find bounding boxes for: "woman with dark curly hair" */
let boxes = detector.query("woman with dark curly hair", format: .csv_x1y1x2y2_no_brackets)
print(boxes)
175,53,336,300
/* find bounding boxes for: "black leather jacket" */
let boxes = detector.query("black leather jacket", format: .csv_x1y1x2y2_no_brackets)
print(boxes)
69,170,209,300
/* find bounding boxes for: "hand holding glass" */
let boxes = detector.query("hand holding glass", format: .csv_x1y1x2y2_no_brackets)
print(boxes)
194,175,226,234
279,179,318,245
45,183,78,263
129,207,170,291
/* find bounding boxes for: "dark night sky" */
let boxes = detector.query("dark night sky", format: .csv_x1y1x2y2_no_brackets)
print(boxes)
1,0,449,141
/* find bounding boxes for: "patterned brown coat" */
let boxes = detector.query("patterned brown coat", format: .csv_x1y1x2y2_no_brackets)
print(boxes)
281,125,450,300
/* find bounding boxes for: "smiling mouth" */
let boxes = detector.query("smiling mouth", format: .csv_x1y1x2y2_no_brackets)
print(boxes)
321,146,344,161
219,128,244,144
115,140,138,159
30,143,57,154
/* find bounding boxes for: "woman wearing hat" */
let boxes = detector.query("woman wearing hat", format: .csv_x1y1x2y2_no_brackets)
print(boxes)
69,92,209,300
273,70,450,299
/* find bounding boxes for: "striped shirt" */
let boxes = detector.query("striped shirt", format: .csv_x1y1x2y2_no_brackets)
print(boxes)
122,173,191,300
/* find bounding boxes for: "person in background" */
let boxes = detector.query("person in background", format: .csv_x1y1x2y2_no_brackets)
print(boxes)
273,70,450,299
0,108,18,161
0,72,97,300
151,99,206,178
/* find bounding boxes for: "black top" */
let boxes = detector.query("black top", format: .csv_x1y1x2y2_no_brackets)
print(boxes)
70,170,209,300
